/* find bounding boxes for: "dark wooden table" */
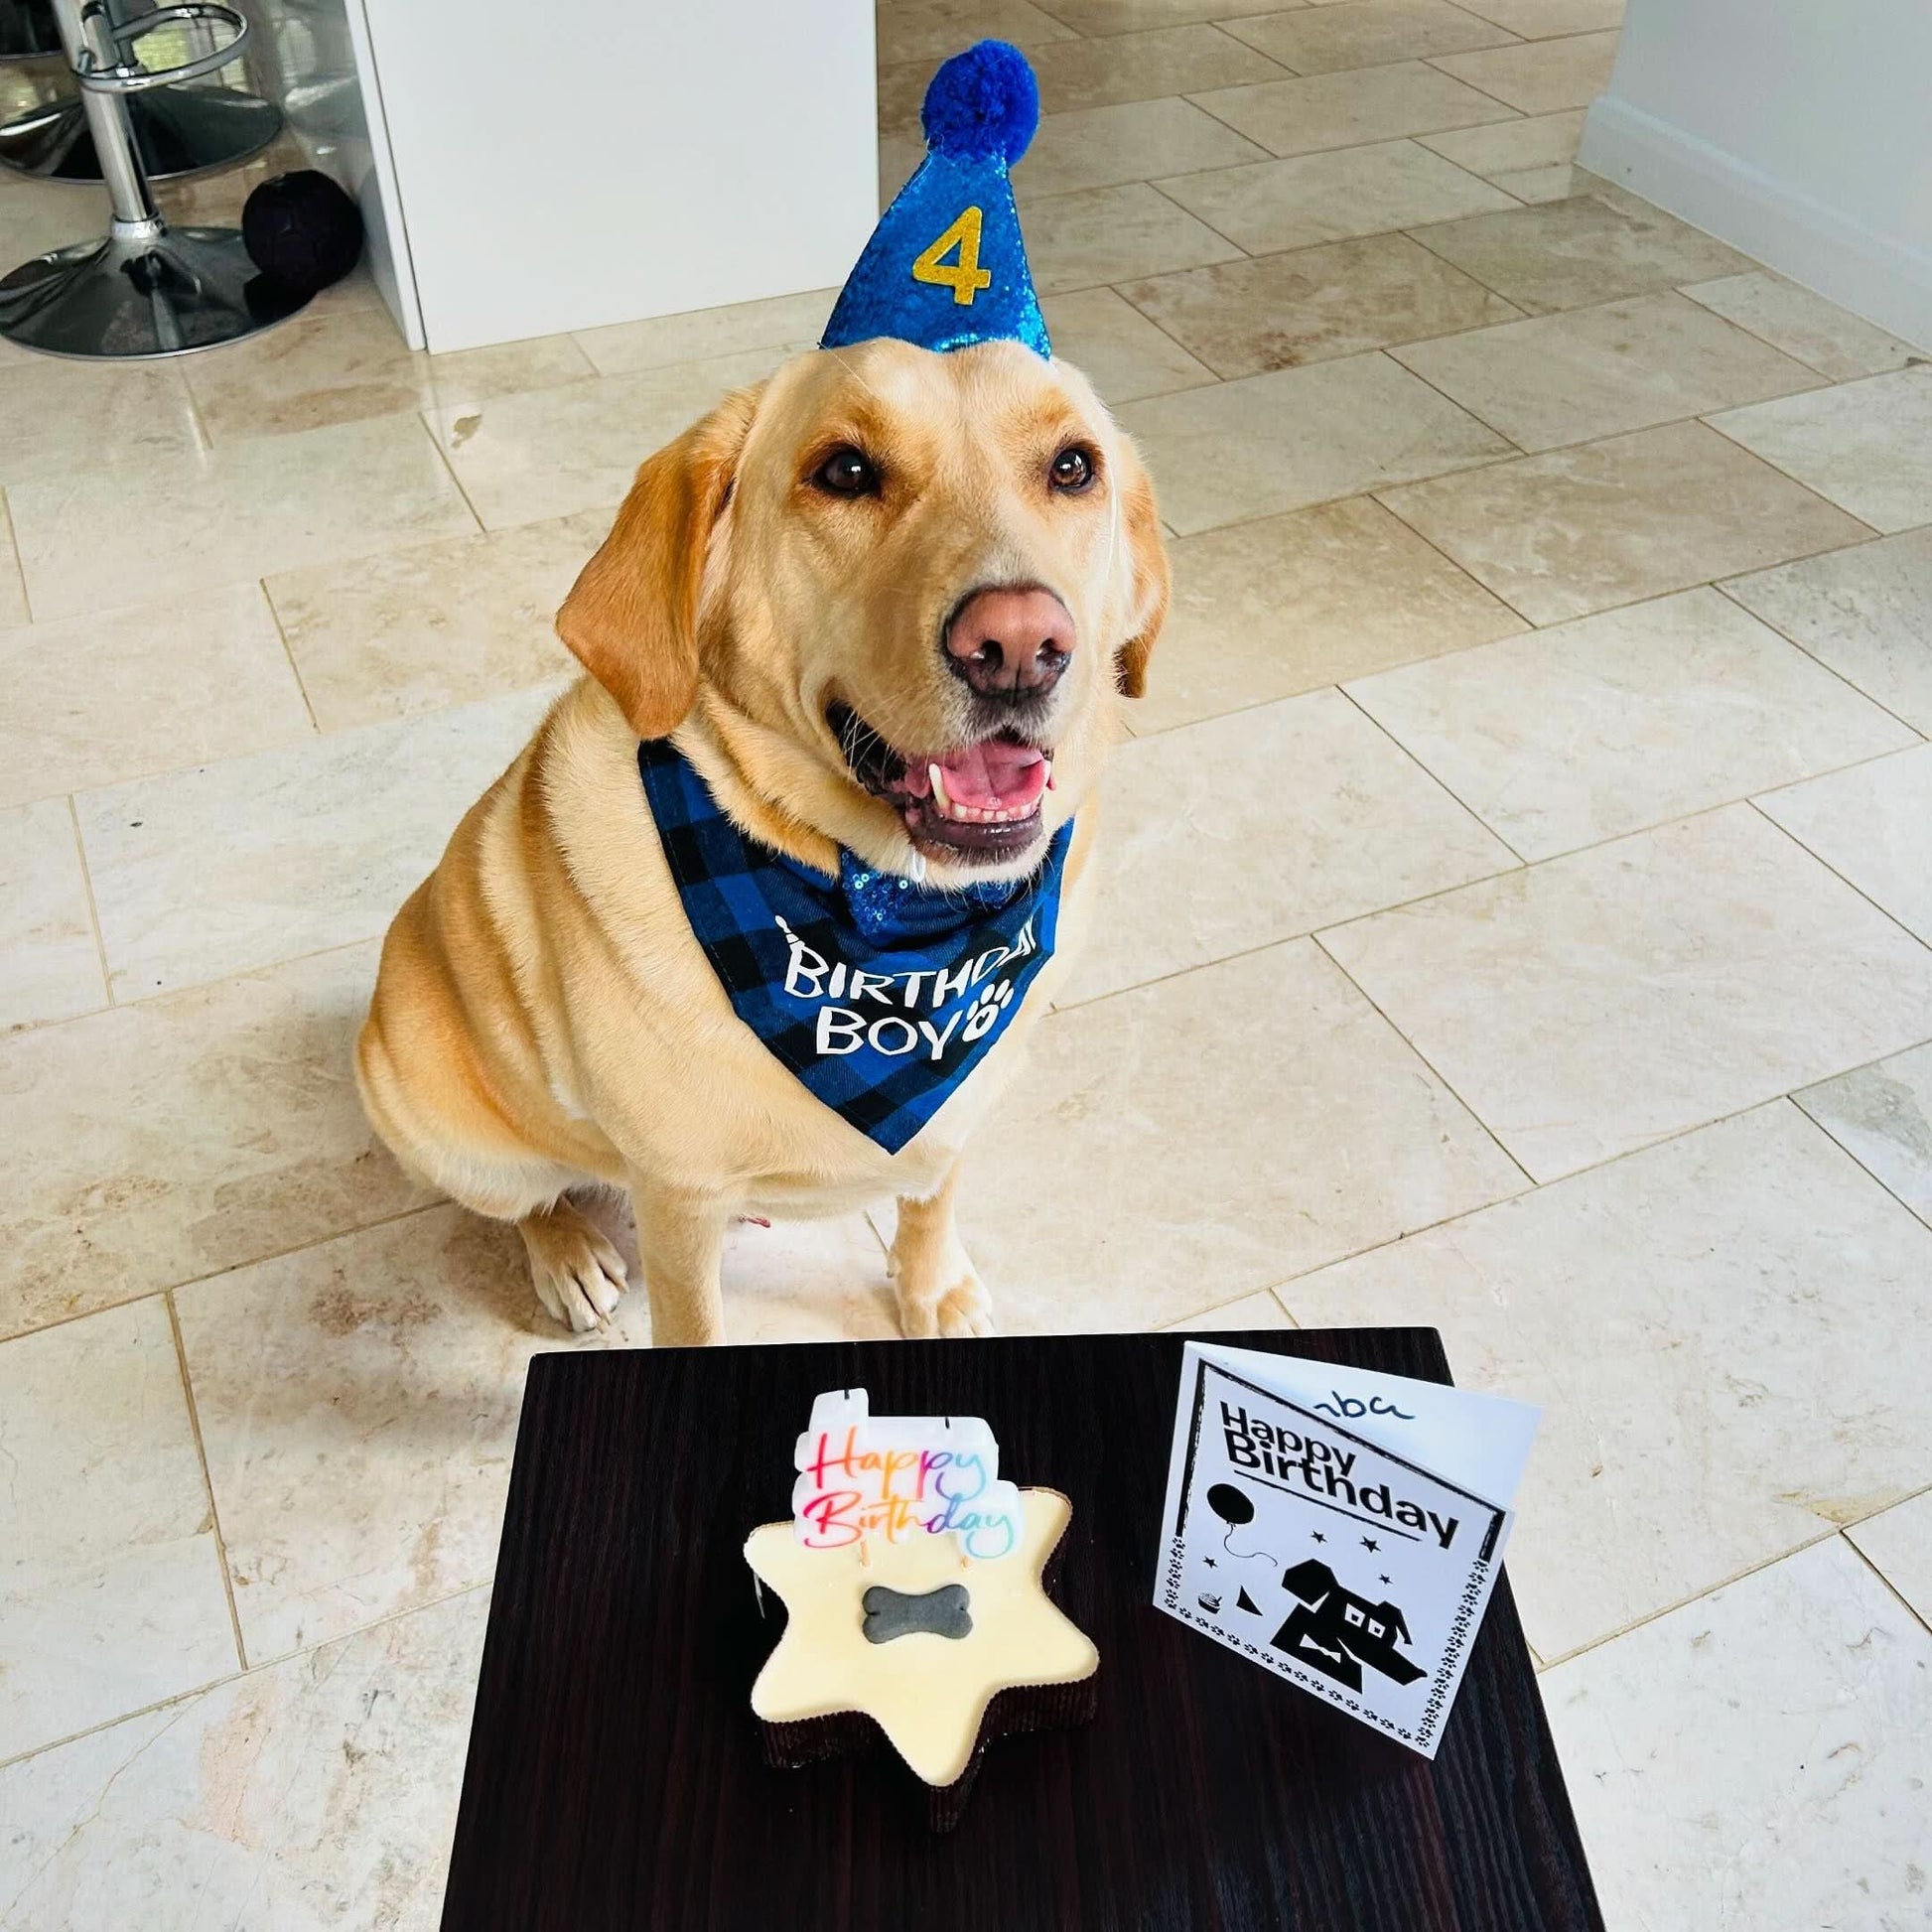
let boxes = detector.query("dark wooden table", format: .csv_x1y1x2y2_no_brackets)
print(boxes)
441,1328,1601,1931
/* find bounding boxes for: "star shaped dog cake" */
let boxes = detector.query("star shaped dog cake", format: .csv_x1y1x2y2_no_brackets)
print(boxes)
745,1389,1099,1829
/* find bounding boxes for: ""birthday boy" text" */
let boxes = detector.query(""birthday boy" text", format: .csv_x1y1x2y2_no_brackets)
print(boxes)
776,913,1037,1061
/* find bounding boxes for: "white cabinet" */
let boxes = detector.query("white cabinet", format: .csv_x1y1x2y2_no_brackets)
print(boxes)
264,0,878,353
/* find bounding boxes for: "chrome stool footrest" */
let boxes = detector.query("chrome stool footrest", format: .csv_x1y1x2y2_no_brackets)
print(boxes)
0,0,308,357
0,83,281,185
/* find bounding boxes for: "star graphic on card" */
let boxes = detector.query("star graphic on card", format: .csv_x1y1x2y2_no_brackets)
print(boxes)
744,1488,1097,1791
1361,1537,1380,1552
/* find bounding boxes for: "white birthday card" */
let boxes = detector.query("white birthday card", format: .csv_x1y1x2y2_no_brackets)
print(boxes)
1155,1342,1540,1759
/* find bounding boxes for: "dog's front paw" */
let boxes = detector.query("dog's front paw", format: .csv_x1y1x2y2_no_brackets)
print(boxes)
889,1246,998,1339
519,1203,628,1333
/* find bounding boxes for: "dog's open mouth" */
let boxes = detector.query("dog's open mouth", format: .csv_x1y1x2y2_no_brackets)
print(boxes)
828,702,1052,860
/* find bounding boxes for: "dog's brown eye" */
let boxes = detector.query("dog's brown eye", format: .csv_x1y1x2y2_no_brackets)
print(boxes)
1050,445,1096,492
812,446,880,497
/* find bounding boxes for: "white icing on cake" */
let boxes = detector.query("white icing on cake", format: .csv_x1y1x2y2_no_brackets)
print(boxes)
745,1485,1098,1787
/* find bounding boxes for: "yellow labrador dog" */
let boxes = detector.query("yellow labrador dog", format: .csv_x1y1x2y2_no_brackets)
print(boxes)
357,335,1169,1344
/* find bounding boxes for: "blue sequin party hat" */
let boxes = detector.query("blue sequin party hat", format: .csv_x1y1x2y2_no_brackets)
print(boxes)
820,40,1049,359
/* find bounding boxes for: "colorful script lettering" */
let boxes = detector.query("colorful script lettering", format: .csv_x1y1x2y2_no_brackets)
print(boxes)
789,1388,1024,1561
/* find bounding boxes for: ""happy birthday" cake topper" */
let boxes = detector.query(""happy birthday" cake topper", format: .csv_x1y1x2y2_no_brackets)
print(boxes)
790,1389,1025,1561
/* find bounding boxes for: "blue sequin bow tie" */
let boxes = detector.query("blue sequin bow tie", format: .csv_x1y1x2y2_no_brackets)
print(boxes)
637,738,1070,1154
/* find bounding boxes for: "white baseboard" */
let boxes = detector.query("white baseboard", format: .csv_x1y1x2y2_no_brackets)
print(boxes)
1579,93,1932,355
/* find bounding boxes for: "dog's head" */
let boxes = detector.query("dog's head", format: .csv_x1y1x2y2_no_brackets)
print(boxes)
557,336,1170,879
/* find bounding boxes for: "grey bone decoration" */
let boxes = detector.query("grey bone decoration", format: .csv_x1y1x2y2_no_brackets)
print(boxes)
861,1583,973,1643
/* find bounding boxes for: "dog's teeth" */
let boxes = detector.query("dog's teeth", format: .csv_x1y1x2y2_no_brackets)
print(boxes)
1044,758,1055,792
928,762,953,818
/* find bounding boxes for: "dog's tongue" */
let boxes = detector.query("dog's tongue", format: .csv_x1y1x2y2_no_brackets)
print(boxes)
931,738,1049,812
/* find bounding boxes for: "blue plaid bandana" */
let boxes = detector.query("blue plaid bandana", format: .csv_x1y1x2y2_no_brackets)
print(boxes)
638,739,1071,1154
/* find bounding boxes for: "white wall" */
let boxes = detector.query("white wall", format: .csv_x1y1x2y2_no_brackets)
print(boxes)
1581,0,1932,350
354,0,877,353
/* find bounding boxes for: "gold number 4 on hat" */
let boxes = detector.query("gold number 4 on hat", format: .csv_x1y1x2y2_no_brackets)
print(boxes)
912,207,993,307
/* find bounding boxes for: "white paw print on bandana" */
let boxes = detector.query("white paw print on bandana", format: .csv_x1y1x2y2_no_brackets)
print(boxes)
961,977,1016,1042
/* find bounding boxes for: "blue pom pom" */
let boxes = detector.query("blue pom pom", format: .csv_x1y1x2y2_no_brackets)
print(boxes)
920,40,1039,166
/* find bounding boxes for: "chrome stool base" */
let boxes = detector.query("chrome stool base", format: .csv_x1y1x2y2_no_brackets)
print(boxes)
0,223,308,358
0,82,281,183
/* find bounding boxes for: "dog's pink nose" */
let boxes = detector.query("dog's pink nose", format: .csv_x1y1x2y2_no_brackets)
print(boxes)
943,586,1074,700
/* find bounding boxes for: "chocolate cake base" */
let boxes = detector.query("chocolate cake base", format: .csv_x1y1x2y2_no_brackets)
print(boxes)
758,1671,1100,1832
753,1524,1098,1832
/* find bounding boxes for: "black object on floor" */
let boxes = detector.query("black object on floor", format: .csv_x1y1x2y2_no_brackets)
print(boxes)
241,169,362,296
442,1328,1602,1932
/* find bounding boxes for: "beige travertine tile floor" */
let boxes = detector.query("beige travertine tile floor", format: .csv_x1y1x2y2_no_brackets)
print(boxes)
3,1,1931,1923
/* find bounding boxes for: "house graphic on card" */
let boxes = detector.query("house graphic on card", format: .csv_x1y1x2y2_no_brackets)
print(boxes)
1272,1560,1427,1693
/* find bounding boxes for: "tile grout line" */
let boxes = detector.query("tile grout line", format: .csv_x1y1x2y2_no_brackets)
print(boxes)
165,1289,249,1675
0,1577,497,1776
1365,281,1848,461
1306,923,1540,1190
1742,792,1932,960
230,1574,496,1683
1791,1089,1932,1235
1499,723,1932,863
1138,130,1516,236
1137,172,1254,259
1175,77,1525,156
63,792,114,1013
1329,680,1530,862
1360,479,1548,627
1696,381,1914,509
411,408,488,536
1053,761,1887,1028
1087,278,1227,389
1359,396,1892,614
1677,284,1916,386
1534,1524,1851,1675
1367,339,1535,455
1102,234,1536,379
0,927,387,1039
1109,259,1857,463
1,1195,451,1348
257,578,323,738
1017,7,1085,43
1556,1478,1932,1671
1416,52,1535,119
1391,346,1833,463
1371,483,1874,633
1323,690,1932,873
1199,18,1297,77
0,1667,237,1779
1839,1520,1932,1643
1052,842,1524,1023
0,484,30,623
1260,1081,1932,1318
1711,574,1932,745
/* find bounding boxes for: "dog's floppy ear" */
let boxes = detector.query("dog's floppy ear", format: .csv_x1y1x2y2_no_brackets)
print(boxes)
1112,438,1171,700
556,384,761,739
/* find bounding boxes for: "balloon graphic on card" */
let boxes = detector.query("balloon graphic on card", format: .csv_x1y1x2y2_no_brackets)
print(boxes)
1206,1483,1252,1526
1206,1481,1278,1566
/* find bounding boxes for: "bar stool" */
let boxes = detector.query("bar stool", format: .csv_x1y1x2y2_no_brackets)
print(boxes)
0,0,280,183
0,0,63,56
0,0,307,355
